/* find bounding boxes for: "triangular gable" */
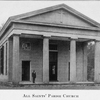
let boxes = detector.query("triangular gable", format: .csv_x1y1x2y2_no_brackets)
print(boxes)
19,8,96,28
10,4,100,28
0,4,100,38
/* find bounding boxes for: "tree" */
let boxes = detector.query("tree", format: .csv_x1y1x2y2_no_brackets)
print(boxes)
0,23,5,31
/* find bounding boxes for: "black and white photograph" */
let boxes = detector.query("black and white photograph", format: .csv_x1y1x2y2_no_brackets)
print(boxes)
0,1,100,100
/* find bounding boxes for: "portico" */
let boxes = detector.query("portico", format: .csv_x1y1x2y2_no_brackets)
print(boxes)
6,31,92,83
0,4,100,84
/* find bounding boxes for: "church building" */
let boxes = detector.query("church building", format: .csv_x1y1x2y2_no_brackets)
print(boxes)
0,4,100,84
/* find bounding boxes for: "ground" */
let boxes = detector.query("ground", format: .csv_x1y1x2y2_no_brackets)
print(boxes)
0,82,100,89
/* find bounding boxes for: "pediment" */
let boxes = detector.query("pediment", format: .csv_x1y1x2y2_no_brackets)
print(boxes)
19,8,97,28
9,4,100,28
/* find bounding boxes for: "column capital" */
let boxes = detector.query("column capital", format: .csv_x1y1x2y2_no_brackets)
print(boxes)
95,39,100,42
43,34,51,38
70,37,78,40
12,34,20,37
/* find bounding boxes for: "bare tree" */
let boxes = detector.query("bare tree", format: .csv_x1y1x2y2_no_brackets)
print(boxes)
0,23,5,31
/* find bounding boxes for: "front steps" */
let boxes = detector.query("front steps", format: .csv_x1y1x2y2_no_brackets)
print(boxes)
19,81,100,86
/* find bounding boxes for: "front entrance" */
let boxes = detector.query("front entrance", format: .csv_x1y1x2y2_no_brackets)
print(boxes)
49,52,58,81
22,61,30,81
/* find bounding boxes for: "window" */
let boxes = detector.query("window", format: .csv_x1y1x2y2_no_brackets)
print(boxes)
49,44,58,51
68,62,70,81
22,42,31,50
0,46,4,75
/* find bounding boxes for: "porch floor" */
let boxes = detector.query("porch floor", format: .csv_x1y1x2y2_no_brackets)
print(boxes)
19,81,95,85
0,81,100,89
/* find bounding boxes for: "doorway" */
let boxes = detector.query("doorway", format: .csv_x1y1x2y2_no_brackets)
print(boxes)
49,52,58,81
22,61,30,81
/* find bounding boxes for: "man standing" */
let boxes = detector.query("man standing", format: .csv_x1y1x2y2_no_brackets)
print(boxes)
32,70,36,83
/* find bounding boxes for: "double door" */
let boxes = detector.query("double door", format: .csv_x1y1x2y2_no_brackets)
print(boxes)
49,52,58,81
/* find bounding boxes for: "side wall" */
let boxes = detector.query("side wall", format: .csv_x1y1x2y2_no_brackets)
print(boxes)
0,39,11,82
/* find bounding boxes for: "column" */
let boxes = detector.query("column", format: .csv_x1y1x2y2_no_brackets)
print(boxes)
7,40,9,78
94,40,100,82
83,42,87,81
70,39,76,82
0,47,1,74
12,35,20,83
8,38,13,81
4,43,6,75
43,37,49,83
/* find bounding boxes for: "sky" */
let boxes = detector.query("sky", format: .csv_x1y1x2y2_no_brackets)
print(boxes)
0,1,100,27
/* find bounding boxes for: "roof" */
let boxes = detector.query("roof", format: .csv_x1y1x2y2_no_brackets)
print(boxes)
0,3,100,38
